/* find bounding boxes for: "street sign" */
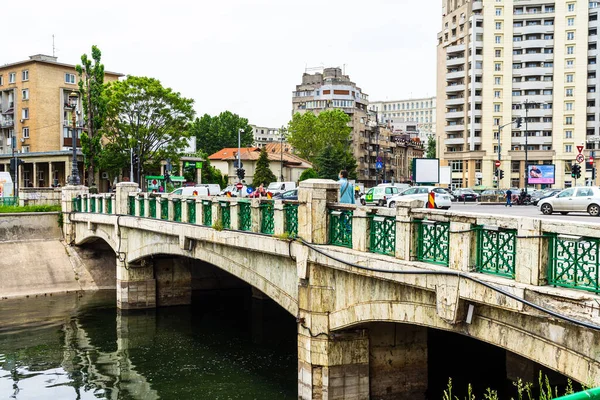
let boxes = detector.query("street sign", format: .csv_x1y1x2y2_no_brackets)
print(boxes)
376,161,383,170
589,136,600,142
475,172,483,179
235,182,243,190
576,153,585,163
233,160,243,168
577,145,584,154
495,160,501,167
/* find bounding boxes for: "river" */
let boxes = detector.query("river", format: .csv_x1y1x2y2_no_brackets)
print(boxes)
0,290,297,399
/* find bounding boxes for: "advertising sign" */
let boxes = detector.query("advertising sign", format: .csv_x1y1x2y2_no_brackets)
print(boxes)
527,165,555,184
413,158,440,184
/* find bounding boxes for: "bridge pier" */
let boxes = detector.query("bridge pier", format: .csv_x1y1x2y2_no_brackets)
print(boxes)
117,259,156,310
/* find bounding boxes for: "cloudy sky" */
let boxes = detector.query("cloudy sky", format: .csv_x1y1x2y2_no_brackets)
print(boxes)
5,0,440,128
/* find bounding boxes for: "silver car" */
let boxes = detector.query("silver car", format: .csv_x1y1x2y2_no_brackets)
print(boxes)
538,187,600,216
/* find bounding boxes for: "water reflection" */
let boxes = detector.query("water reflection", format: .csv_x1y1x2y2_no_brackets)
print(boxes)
0,290,297,399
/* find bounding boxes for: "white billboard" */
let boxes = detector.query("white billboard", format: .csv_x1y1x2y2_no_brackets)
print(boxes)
413,158,440,184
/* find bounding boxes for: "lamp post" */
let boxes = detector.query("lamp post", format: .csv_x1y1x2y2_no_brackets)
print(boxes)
68,91,80,185
280,129,284,182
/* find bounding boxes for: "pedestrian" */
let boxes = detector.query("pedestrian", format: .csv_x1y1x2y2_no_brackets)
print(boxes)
338,170,355,204
505,188,513,207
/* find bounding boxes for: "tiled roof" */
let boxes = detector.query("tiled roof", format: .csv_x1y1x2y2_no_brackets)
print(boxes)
208,145,312,168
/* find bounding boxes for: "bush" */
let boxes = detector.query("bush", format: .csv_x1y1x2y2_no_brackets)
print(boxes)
0,204,61,213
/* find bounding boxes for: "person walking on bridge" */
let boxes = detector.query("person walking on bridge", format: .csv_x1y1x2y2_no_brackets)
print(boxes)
338,170,355,204
505,188,513,207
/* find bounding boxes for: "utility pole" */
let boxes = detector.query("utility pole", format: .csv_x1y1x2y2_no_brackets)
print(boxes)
11,134,16,198
238,128,242,183
280,129,284,182
130,147,134,182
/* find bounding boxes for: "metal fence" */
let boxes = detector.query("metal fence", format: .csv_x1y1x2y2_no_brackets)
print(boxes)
202,200,212,226
284,203,299,238
417,220,450,266
549,234,600,294
239,201,251,231
476,226,517,278
328,209,353,248
220,201,231,229
369,214,396,256
260,201,274,234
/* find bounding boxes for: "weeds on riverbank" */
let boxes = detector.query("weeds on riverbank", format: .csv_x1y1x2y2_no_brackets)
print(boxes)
443,373,576,400
0,205,61,213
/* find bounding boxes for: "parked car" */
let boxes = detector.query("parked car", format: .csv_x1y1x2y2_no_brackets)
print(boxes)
538,187,600,216
480,189,506,203
267,181,297,196
531,188,562,206
452,188,479,202
360,184,401,206
272,188,298,200
386,186,452,209
219,185,250,198
169,186,211,197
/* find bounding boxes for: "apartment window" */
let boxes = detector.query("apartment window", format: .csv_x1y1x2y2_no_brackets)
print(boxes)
566,116,573,125
565,144,573,153
567,46,575,55
22,108,29,120
494,118,501,126
512,90,521,96
495,63,502,71
21,70,28,81
0,75,3,86
65,73,76,84
568,17,575,26
22,89,28,100
566,74,574,83
8,73,15,84
496,22,502,30
494,90,501,98
567,3,575,12
495,49,502,58
566,88,574,97
494,104,501,112
543,89,553,95
22,146,30,153
495,8,502,16
566,60,574,68
566,102,573,111
22,127,29,139
494,77,501,85
567,32,575,40
495,35,502,44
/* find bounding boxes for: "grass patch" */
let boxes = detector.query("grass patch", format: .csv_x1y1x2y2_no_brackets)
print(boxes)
0,204,61,213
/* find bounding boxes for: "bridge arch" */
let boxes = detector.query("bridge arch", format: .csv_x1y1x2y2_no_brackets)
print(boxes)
74,226,118,254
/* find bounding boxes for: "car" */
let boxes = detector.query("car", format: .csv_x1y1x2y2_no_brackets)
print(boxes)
531,189,562,206
169,186,211,197
266,181,297,196
272,188,298,200
452,188,479,202
538,187,600,216
360,184,401,206
219,185,250,198
386,186,452,209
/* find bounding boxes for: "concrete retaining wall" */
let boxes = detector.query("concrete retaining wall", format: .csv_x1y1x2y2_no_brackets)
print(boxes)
19,187,62,206
0,213,116,299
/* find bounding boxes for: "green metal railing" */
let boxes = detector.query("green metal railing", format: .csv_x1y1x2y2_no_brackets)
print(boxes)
83,196,88,212
149,197,157,218
0,197,18,206
90,197,96,213
137,197,145,217
202,200,212,226
260,201,274,234
329,209,353,248
417,220,450,266
128,196,135,216
160,199,168,220
548,234,600,294
476,226,517,278
72,197,80,212
173,199,182,222
284,203,299,238
220,201,231,229
107,197,113,214
98,197,103,213
555,387,600,400
187,199,196,224
369,214,396,256
239,200,251,231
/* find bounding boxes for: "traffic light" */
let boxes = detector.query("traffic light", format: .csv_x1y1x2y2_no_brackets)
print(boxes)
516,117,522,128
239,168,245,180
132,153,139,165
9,158,24,173
571,163,581,179
590,156,595,165
494,169,499,177
499,169,505,179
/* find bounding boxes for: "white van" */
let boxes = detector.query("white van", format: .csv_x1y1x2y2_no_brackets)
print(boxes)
267,182,296,196
0,172,14,197
169,186,210,197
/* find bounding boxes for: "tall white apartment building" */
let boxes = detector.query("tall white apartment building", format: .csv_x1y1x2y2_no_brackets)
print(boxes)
369,97,437,141
438,0,600,189
251,125,282,148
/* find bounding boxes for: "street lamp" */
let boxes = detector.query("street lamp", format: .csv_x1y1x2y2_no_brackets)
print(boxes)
280,130,284,182
68,91,80,185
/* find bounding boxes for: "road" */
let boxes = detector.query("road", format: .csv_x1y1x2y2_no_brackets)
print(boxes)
449,202,600,224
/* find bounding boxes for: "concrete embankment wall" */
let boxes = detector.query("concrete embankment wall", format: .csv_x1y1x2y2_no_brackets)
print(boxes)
0,212,115,299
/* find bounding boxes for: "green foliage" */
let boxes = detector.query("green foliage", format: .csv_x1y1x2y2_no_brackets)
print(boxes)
299,168,318,182
252,147,277,187
191,111,253,156
212,220,224,231
76,46,107,186
98,142,129,183
314,145,357,181
426,135,437,159
101,76,195,186
0,205,61,213
287,109,352,162
199,153,228,188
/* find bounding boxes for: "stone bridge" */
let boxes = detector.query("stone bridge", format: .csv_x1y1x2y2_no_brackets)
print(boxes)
61,181,600,399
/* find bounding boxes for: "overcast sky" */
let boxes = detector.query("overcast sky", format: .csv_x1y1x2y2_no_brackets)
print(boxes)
5,0,440,128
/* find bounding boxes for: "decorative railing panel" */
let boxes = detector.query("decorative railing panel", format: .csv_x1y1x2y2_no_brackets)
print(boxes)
476,227,517,278
128,196,135,216
369,215,396,256
329,209,353,248
138,197,145,217
173,199,182,222
90,197,96,213
202,200,212,226
549,234,600,294
187,200,196,224
149,198,157,218
107,197,113,214
160,200,168,220
417,220,450,266
239,201,251,231
220,201,231,229
284,203,299,238
72,197,80,212
260,201,274,234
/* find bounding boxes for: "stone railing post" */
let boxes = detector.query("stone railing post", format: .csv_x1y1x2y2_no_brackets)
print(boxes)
196,198,204,225
182,197,189,223
61,185,89,244
212,197,221,227
297,179,339,244
515,218,546,286
352,206,369,252
230,200,240,230
143,194,150,218
395,200,423,261
449,217,477,272
168,197,175,221
250,198,261,232
274,200,285,236
115,182,139,215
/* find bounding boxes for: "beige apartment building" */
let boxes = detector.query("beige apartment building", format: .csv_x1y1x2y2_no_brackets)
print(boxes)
438,0,600,189
369,97,437,141
0,54,121,189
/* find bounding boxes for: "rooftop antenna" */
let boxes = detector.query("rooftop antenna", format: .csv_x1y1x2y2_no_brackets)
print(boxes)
52,34,55,57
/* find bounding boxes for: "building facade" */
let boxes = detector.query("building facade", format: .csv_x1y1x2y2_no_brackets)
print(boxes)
251,125,282,148
0,54,121,189
438,0,600,189
369,97,437,141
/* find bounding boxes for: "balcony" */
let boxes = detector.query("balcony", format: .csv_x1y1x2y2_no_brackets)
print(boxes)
514,53,555,63
446,70,466,80
511,136,552,146
588,106,597,113
472,0,482,11
590,48,599,57
588,121,599,129
513,80,553,91
520,39,554,49
446,57,466,67
445,124,465,132
468,110,482,118
444,137,466,145
447,44,466,54
513,25,555,36
0,118,14,128
445,111,464,119
445,84,465,93
445,97,466,106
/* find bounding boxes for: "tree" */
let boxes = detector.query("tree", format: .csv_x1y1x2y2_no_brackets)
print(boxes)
299,168,318,182
252,147,277,187
426,135,436,159
101,76,195,187
191,111,253,156
286,109,352,162
97,142,129,183
76,46,107,187
314,145,357,181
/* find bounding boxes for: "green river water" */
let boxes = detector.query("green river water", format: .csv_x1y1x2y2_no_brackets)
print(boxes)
0,290,297,399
